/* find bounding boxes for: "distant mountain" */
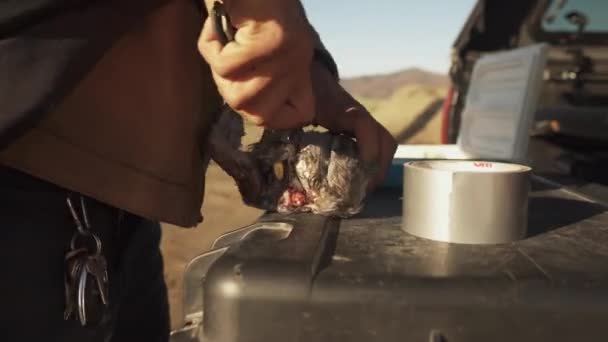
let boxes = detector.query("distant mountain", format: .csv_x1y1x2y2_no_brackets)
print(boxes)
340,67,449,99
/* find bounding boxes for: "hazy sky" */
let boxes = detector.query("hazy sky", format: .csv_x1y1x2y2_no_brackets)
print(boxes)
302,0,478,77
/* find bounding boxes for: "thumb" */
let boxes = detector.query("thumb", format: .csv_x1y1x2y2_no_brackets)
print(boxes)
198,16,225,59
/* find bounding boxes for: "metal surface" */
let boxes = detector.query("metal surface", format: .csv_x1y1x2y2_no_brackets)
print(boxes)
212,222,293,250
301,182,608,342
200,214,339,342
181,222,294,325
171,174,608,342
170,222,296,342
402,160,532,244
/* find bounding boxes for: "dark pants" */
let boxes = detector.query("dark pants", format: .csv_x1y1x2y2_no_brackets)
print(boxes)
0,165,171,341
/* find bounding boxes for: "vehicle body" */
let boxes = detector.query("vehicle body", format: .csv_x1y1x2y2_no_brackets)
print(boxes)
442,0,608,186
171,1,608,341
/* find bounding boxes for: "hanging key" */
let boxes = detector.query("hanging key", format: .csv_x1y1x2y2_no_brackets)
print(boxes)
76,253,110,326
64,226,97,322
64,194,111,327
63,247,88,320
77,263,88,326
85,254,109,306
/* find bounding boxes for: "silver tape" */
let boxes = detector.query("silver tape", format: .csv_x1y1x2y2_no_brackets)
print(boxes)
402,160,531,245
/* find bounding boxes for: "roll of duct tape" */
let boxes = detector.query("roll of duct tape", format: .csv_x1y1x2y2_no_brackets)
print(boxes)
402,160,531,245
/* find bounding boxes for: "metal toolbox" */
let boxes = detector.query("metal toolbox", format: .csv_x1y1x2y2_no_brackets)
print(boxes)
170,174,608,342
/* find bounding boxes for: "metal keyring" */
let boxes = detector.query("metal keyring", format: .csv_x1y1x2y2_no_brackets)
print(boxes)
66,194,102,255
70,232,102,257
67,195,93,236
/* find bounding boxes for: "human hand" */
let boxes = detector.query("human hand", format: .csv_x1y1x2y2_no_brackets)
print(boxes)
310,60,398,191
198,0,316,129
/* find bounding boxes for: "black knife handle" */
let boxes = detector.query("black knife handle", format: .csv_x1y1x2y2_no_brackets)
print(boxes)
212,1,236,45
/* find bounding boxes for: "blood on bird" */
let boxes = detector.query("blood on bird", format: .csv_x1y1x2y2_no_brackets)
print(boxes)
290,190,307,207
279,187,308,209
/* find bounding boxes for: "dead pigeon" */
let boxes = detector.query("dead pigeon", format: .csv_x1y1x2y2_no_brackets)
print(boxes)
208,107,376,218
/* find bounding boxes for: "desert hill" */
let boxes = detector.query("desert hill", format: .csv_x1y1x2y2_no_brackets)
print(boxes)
342,68,449,144
341,67,449,99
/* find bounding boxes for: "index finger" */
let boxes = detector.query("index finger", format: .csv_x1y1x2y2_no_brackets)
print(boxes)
342,107,382,164
334,107,396,191
367,126,397,191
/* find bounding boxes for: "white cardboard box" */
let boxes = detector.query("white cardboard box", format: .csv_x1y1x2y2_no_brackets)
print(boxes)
384,43,549,187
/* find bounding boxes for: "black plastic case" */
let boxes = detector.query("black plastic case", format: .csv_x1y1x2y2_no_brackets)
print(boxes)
171,175,608,342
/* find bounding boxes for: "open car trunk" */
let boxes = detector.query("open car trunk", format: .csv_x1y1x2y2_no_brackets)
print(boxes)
448,0,608,151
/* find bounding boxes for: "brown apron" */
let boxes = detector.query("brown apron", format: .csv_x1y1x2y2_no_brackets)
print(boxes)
0,0,223,227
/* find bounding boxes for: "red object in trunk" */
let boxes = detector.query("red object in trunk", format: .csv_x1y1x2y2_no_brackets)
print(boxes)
440,85,455,144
